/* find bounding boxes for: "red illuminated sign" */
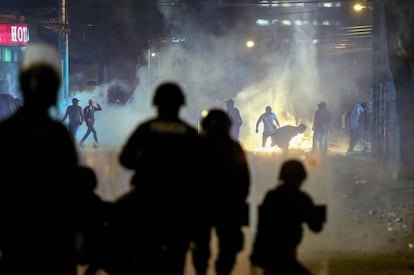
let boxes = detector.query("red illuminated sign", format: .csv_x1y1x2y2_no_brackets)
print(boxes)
0,24,29,46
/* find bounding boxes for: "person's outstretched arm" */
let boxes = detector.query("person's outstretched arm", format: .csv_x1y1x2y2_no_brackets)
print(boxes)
255,115,262,133
61,107,69,123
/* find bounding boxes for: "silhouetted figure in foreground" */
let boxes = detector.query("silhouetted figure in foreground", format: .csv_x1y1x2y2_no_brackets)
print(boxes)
80,99,102,148
0,43,83,275
270,124,307,155
250,159,326,275
118,82,203,274
192,109,250,275
76,166,114,275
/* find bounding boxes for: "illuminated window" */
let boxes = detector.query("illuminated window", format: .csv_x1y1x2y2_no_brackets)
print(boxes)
256,19,270,26
0,47,13,62
4,48,11,62
282,19,292,26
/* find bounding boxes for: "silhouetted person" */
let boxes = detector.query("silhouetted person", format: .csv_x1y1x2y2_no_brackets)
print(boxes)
0,43,83,275
347,102,367,152
192,109,250,275
118,82,203,275
225,99,243,141
61,97,83,141
250,159,325,275
256,106,280,147
270,124,307,155
80,99,102,148
75,166,114,275
312,101,331,155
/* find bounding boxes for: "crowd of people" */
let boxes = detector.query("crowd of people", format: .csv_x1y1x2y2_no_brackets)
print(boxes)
2,41,362,275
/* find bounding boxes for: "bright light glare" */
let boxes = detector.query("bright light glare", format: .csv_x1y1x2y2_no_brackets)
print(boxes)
353,4,364,11
246,40,255,48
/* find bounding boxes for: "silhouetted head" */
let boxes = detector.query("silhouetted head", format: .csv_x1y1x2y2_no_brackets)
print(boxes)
18,43,61,111
318,101,327,109
265,106,272,113
279,159,307,185
72,98,80,105
201,109,231,136
361,102,367,109
297,124,306,133
226,99,234,107
153,82,185,108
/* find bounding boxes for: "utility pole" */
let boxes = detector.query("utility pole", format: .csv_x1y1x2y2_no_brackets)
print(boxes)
58,0,69,99
371,0,399,177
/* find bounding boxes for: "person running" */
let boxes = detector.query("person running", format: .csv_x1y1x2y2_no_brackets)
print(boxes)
61,97,83,141
255,106,280,148
79,99,102,148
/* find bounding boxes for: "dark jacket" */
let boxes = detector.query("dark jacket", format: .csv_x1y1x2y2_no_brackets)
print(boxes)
251,183,323,269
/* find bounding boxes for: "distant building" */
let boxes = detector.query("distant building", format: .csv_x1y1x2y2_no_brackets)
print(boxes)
0,14,29,97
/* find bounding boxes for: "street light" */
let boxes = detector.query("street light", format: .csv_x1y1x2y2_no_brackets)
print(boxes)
246,39,255,48
353,2,372,12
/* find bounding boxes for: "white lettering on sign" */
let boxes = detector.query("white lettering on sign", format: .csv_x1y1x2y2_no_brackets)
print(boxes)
11,26,29,43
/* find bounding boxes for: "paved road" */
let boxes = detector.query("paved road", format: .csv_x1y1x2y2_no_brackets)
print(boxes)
79,146,414,275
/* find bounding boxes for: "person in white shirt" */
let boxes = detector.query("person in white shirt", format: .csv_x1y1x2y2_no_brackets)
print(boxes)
255,106,280,147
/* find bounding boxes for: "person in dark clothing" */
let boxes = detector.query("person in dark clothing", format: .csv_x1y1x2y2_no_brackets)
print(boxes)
0,43,85,275
118,82,204,275
312,101,331,155
80,99,102,148
225,99,243,142
61,97,83,141
192,109,250,275
270,124,307,155
75,166,114,275
250,159,325,275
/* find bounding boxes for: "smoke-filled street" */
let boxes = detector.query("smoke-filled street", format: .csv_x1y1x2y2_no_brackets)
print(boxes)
79,144,414,275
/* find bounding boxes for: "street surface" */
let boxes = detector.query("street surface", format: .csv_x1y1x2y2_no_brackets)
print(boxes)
78,144,414,275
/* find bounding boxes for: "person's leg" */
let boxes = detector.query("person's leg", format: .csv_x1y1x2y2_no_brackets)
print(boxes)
192,226,212,275
91,127,99,148
80,127,92,146
320,133,328,154
348,129,358,152
69,122,78,139
215,225,243,275
91,127,98,143
262,133,267,147
312,132,319,152
263,132,272,147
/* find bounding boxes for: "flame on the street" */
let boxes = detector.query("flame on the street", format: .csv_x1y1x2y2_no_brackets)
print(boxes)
244,133,312,153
